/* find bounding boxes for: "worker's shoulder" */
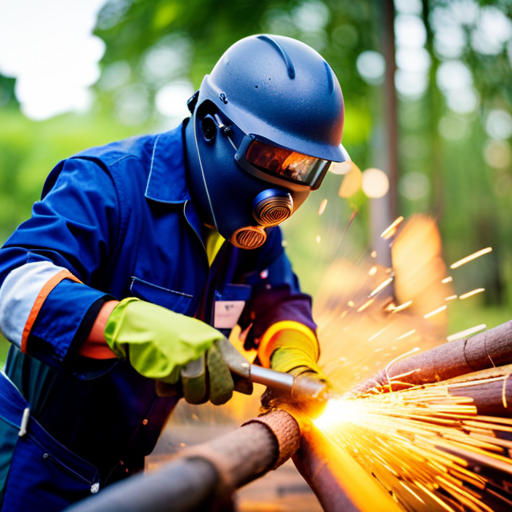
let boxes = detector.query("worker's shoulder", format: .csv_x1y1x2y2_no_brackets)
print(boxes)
72,133,155,168
72,123,184,168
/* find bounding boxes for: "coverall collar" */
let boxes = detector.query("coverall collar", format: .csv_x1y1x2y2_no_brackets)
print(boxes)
144,123,191,204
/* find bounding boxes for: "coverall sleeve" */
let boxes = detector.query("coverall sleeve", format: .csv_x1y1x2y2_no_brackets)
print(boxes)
0,158,118,371
237,227,317,352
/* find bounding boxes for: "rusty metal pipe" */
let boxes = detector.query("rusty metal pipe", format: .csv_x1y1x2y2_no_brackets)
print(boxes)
448,376,512,417
293,423,402,512
354,320,512,394
66,410,300,512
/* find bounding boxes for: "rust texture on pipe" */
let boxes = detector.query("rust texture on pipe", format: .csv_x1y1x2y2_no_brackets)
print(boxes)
293,424,402,512
355,320,512,393
66,410,300,512
448,378,512,417
242,409,300,468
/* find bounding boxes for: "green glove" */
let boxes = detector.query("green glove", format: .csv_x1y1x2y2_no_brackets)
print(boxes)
267,329,327,381
260,328,330,414
104,298,252,405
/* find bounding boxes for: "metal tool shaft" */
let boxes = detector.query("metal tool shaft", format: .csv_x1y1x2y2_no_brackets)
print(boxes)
249,364,294,393
249,364,330,418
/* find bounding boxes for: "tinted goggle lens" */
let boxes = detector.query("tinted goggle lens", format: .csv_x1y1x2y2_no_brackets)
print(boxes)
245,140,330,187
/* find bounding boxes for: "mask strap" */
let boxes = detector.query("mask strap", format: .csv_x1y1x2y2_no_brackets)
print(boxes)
211,113,238,152
193,115,219,231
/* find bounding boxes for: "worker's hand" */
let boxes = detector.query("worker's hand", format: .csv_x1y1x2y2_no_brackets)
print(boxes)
259,327,330,411
104,298,252,405
261,326,328,381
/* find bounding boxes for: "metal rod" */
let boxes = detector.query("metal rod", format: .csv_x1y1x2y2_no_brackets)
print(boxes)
249,364,294,393
293,423,402,512
354,320,512,394
66,410,300,512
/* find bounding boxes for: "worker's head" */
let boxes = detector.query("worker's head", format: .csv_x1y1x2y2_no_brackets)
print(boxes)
185,34,346,249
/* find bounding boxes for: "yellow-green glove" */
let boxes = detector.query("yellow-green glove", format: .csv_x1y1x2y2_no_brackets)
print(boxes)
258,325,330,414
258,323,327,381
104,298,252,405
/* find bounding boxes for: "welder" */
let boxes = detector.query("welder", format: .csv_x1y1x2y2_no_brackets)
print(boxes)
0,34,345,511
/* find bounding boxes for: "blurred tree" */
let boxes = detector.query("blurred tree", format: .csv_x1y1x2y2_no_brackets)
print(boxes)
0,74,17,109
93,0,380,167
1,0,512,350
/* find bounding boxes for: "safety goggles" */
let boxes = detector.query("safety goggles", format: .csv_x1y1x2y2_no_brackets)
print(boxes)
234,136,332,190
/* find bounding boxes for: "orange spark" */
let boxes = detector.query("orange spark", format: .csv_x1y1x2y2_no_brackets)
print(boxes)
396,329,416,340
368,326,388,342
371,251,377,258
316,235,321,243
445,295,458,301
370,277,393,297
318,198,328,215
450,247,492,269
392,300,412,313
357,298,374,312
459,288,485,300
424,305,447,319
368,266,377,276
381,216,404,239
447,324,486,342
442,276,453,284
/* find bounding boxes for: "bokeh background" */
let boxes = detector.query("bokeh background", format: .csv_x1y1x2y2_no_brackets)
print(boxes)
1,0,512,365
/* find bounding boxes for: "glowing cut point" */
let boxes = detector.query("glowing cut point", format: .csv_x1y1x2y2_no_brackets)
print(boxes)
318,199,328,215
314,398,359,430
381,216,404,239
450,247,492,269
368,266,377,276
459,288,485,300
348,300,355,307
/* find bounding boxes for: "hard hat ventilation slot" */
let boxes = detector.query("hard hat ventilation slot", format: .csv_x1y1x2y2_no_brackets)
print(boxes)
256,35,295,79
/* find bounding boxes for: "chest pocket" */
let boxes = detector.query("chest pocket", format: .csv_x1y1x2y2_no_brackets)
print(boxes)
130,277,193,315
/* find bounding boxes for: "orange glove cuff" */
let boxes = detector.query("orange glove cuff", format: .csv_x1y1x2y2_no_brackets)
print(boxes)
257,321,319,368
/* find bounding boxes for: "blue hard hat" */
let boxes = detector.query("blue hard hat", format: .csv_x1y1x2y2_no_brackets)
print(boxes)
185,34,346,249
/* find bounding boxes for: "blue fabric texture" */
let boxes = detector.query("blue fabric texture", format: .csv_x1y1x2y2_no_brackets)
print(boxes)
0,372,101,512
0,121,316,508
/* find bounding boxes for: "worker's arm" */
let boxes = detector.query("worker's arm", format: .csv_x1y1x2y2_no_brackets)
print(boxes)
0,158,119,372
79,300,118,359
236,227,324,378
257,322,322,377
81,297,251,404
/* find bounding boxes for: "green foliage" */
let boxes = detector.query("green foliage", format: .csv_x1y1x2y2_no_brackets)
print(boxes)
0,109,151,244
1,0,512,359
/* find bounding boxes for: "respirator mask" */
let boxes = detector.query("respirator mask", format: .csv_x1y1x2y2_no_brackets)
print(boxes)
184,34,347,249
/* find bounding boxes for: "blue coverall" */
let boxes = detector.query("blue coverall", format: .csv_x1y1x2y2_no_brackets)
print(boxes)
0,122,316,511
